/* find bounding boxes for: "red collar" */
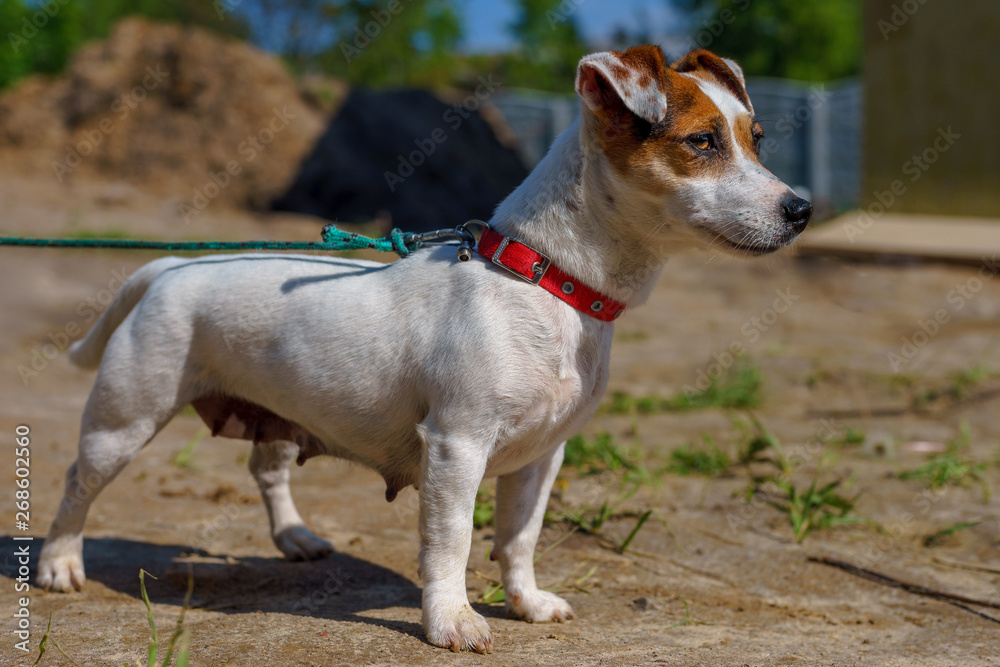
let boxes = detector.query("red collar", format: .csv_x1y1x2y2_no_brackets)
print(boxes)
476,228,626,322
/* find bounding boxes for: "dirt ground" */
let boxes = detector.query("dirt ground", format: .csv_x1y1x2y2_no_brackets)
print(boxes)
1,169,999,667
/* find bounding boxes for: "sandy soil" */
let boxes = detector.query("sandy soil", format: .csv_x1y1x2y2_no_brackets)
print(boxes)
1,171,998,666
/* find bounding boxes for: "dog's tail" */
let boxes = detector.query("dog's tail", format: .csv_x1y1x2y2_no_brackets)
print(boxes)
69,257,183,370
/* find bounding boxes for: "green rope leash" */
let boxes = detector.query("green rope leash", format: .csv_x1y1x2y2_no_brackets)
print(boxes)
0,224,423,257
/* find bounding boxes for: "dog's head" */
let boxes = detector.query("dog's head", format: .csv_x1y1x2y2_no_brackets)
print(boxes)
575,46,811,256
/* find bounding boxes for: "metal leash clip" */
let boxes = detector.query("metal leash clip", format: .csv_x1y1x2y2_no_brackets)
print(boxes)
405,220,490,262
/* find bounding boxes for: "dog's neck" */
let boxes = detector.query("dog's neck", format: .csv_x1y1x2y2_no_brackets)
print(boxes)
489,116,668,308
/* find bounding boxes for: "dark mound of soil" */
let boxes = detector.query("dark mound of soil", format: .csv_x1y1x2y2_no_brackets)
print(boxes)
273,88,529,232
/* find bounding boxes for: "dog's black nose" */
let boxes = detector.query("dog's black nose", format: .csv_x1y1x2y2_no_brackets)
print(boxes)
782,196,812,232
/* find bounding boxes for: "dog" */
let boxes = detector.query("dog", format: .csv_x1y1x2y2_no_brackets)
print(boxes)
37,45,810,653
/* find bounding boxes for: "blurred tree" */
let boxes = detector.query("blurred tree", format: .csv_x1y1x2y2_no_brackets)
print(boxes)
674,0,861,81
316,0,462,88
0,0,248,89
502,0,587,92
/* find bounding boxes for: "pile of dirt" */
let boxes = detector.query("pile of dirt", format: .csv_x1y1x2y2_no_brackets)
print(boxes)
273,88,530,232
0,17,330,216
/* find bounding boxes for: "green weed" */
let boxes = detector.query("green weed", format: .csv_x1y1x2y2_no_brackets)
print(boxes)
923,521,982,547
665,435,731,477
605,362,761,415
33,570,192,667
764,473,860,543
618,510,653,552
734,413,789,474
899,422,988,499
33,613,76,666
741,416,861,542
912,365,990,408
171,428,206,468
138,569,192,667
563,433,643,477
473,488,495,529
835,426,866,446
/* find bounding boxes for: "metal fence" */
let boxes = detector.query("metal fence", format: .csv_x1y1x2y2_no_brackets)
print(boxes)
492,78,863,213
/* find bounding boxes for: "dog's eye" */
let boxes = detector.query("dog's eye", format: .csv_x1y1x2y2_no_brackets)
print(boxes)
689,133,714,152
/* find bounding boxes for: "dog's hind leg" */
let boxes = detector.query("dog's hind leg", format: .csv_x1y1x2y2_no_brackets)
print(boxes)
249,439,332,560
494,441,575,623
37,414,165,592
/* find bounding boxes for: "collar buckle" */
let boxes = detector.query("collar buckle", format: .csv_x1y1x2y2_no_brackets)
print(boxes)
491,237,552,285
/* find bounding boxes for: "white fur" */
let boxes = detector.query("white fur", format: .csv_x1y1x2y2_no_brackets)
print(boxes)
37,48,806,653
681,74,797,253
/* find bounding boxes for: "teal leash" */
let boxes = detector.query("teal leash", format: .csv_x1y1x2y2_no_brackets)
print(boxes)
0,222,488,260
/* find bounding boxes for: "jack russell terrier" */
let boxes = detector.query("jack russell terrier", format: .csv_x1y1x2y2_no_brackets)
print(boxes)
38,45,810,653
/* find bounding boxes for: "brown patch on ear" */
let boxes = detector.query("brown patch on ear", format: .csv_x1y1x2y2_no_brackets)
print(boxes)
617,45,669,97
671,49,751,111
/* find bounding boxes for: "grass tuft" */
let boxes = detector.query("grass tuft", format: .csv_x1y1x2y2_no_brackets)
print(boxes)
898,422,989,499
665,435,731,477
473,488,495,529
563,433,643,478
605,362,762,415
923,521,982,547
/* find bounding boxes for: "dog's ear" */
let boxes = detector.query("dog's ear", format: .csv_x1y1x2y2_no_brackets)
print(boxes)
575,46,668,124
671,49,751,110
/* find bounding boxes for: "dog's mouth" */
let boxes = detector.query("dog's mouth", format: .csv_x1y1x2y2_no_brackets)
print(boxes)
697,226,795,257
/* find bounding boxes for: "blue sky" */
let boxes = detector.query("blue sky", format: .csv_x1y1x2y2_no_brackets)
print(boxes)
458,0,686,52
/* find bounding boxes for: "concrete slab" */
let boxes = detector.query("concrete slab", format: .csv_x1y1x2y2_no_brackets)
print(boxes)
797,212,1000,265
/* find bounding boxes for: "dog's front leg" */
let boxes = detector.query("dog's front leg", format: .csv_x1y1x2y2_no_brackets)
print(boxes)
418,426,493,653
494,442,575,623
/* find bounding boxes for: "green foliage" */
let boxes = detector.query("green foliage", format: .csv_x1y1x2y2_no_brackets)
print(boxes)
675,0,862,81
139,568,192,667
759,471,861,543
838,426,866,446
898,422,988,498
666,435,731,477
316,0,462,88
740,416,861,542
0,0,248,89
171,427,206,468
563,433,642,477
606,362,762,415
499,0,587,93
912,365,990,407
923,521,981,548
473,487,494,529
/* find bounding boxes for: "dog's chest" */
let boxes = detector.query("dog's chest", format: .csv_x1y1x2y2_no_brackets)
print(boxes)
486,318,611,476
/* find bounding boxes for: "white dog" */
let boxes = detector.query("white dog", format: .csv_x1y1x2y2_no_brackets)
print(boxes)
38,46,810,653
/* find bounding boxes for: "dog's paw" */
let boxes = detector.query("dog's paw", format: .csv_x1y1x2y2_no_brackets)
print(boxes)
37,552,86,592
424,601,494,653
274,525,333,561
506,588,574,623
